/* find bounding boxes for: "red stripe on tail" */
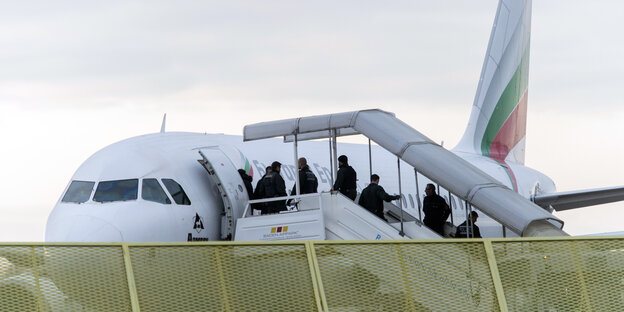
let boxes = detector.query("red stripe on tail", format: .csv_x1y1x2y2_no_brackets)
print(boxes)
490,91,528,162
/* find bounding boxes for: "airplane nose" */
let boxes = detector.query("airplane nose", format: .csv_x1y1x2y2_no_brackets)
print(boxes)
47,215,123,242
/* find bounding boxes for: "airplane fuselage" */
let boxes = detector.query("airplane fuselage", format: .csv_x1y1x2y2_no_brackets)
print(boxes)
46,131,556,242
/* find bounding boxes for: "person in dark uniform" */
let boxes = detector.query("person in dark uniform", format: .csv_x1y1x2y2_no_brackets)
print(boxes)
238,169,254,200
258,161,287,214
253,166,272,199
290,157,318,195
252,166,272,212
423,183,450,236
455,211,481,238
332,155,357,200
358,174,400,221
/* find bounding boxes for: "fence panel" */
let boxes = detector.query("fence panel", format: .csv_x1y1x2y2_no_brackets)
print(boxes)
0,245,133,312
312,241,500,311
492,238,624,312
129,243,320,312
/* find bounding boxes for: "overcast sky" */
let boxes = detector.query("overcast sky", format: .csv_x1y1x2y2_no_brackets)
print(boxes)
1,0,623,241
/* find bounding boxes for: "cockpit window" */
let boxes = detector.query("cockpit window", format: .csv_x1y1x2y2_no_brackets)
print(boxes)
142,179,171,204
162,179,191,205
93,179,138,203
61,181,95,203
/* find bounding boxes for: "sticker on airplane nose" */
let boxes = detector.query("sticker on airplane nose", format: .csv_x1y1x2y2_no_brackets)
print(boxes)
193,213,204,233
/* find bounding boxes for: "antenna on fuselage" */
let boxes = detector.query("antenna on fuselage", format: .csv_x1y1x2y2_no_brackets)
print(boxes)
160,113,167,133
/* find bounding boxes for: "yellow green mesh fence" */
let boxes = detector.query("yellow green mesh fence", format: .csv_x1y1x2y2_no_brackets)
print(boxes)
0,238,624,312
129,244,320,312
492,238,624,312
312,242,499,311
0,245,131,312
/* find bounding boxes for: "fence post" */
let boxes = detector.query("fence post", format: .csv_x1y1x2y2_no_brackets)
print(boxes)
483,240,508,312
395,244,417,311
571,241,593,311
306,241,329,312
213,246,232,312
30,246,45,312
122,244,141,312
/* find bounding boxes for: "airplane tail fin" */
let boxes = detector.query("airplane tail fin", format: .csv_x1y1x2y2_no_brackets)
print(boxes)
454,0,531,165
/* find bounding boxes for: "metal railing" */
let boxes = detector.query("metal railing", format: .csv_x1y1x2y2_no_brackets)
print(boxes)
2,236,624,311
241,192,324,217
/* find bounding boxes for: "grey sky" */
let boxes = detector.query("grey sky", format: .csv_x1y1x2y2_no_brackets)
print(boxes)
3,1,622,111
0,1,623,240
0,1,495,109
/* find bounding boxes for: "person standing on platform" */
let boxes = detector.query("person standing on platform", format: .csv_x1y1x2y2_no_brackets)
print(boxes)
290,157,318,195
238,169,254,200
252,166,272,212
423,183,450,236
259,161,287,213
358,174,400,221
253,166,272,199
332,155,357,200
455,211,481,238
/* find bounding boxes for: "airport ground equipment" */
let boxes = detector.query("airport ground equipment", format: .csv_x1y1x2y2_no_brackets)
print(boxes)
234,192,440,242
243,109,566,237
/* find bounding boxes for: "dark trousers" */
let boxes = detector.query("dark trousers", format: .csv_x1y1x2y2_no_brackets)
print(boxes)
341,189,357,201
424,219,444,236
263,201,286,214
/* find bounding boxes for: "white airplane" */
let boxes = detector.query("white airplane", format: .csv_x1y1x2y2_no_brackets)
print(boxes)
44,0,624,243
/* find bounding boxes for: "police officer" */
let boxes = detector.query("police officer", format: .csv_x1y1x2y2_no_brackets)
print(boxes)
423,183,450,236
455,211,481,238
290,157,318,195
358,174,400,221
253,166,271,199
332,155,357,200
252,166,272,213
259,161,287,214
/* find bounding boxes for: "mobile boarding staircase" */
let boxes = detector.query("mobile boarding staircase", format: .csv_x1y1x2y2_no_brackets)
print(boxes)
235,192,440,241
234,109,566,241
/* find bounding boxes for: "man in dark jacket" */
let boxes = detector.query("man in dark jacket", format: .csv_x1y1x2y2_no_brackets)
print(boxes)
332,155,357,200
358,174,400,221
252,166,272,212
258,161,287,213
423,183,450,236
455,211,481,238
253,166,271,199
238,169,254,200
290,157,318,195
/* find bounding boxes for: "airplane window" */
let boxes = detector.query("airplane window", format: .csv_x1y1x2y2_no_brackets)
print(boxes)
142,179,171,204
61,181,95,203
162,179,191,205
93,179,138,203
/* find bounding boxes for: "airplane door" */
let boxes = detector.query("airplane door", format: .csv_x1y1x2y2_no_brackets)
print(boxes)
198,148,249,240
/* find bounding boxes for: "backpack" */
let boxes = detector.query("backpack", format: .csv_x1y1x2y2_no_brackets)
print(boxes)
262,172,278,198
302,170,318,193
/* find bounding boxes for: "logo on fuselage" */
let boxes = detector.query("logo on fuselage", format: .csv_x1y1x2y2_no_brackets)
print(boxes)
193,213,204,233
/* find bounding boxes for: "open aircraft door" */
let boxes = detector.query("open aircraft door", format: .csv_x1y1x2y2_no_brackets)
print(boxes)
198,148,249,240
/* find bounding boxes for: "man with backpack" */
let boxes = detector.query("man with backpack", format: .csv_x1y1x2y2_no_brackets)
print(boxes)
256,161,287,214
